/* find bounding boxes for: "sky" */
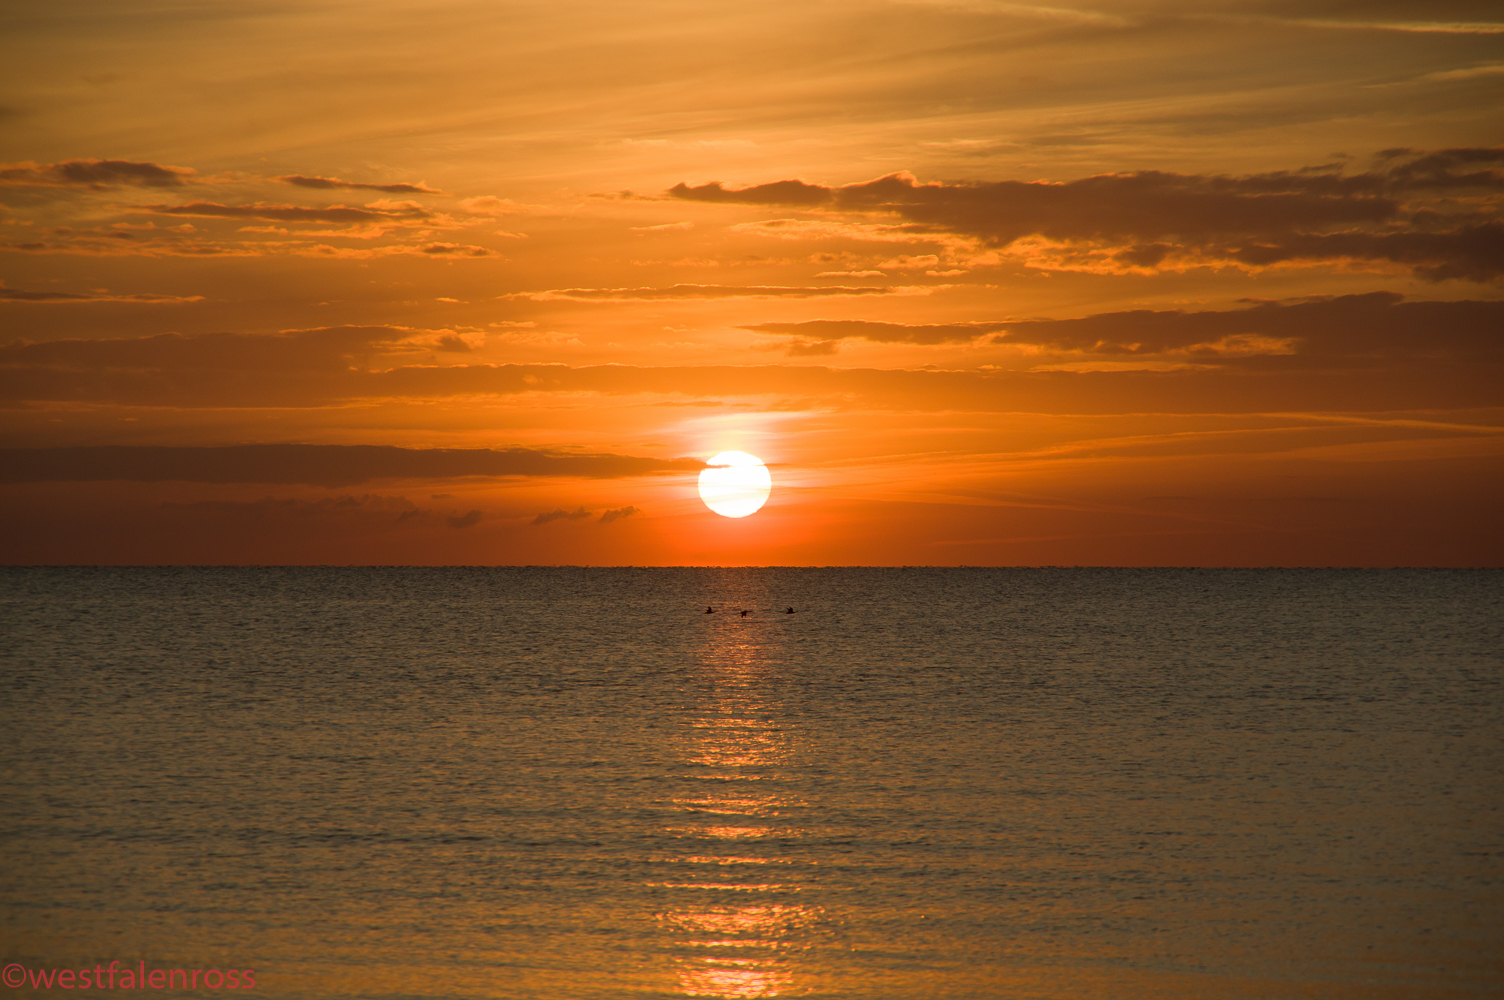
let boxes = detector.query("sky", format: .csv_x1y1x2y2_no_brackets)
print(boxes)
1,0,1501,566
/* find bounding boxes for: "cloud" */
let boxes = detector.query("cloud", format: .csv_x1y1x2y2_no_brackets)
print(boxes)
730,218,940,243
0,159,194,187
533,506,591,525
746,319,1004,346
671,150,1504,281
417,242,494,257
1241,16,1504,34
1222,224,1504,282
278,175,446,195
983,292,1504,358
749,293,1504,358
2,236,261,259
149,201,432,223
447,509,482,528
631,221,695,232
0,446,704,488
166,494,420,517
459,196,527,216
878,255,940,268
1418,64,1504,82
2,357,1493,415
598,505,640,524
668,179,832,206
4,296,1496,412
162,494,494,530
678,170,1394,239
506,283,895,301
785,340,841,357
0,325,425,372
0,286,203,304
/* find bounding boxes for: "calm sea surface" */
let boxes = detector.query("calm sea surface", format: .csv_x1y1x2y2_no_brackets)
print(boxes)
1,567,1500,999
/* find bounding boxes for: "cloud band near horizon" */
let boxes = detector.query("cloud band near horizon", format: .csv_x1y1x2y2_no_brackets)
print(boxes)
0,445,705,488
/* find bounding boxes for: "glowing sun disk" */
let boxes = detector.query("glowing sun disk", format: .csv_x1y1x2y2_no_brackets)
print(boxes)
699,451,772,518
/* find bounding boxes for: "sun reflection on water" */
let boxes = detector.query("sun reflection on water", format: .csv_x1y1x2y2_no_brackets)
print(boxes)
675,957,792,999
664,903,822,998
655,608,819,998
676,958,792,998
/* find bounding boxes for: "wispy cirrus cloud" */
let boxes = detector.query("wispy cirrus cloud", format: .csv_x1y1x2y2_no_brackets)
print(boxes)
1226,16,1504,35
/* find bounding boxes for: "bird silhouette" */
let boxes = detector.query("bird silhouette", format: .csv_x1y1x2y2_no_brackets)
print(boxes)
704,606,714,614
784,607,795,614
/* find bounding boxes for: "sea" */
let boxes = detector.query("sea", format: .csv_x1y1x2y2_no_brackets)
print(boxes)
1,567,1500,999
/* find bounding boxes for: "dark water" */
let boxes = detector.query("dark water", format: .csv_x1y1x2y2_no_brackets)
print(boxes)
1,568,1500,999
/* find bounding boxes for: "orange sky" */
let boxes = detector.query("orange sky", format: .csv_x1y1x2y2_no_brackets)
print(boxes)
2,0,1501,565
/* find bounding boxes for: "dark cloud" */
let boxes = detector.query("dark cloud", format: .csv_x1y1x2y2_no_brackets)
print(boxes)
744,320,1005,345
419,242,492,256
748,293,1503,359
0,287,202,304
0,325,414,372
447,509,482,529
1222,223,1504,283
279,175,446,195
673,171,1397,240
166,494,419,517
0,159,193,188
598,505,640,524
162,494,494,531
367,357,1504,415
509,284,893,301
149,201,431,223
0,446,704,488
667,180,832,206
785,340,840,357
670,148,1504,281
0,359,1495,415
1377,147,1504,190
533,506,591,525
986,292,1504,359
846,168,1396,241
1,296,1497,413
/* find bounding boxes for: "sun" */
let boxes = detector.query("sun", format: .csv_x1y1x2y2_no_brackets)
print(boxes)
698,451,772,518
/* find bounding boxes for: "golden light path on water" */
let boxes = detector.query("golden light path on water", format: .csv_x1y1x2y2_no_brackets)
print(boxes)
4,570,1498,1000
655,626,815,998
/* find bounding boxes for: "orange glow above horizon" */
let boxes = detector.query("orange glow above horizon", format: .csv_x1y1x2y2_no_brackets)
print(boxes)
0,0,1500,566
